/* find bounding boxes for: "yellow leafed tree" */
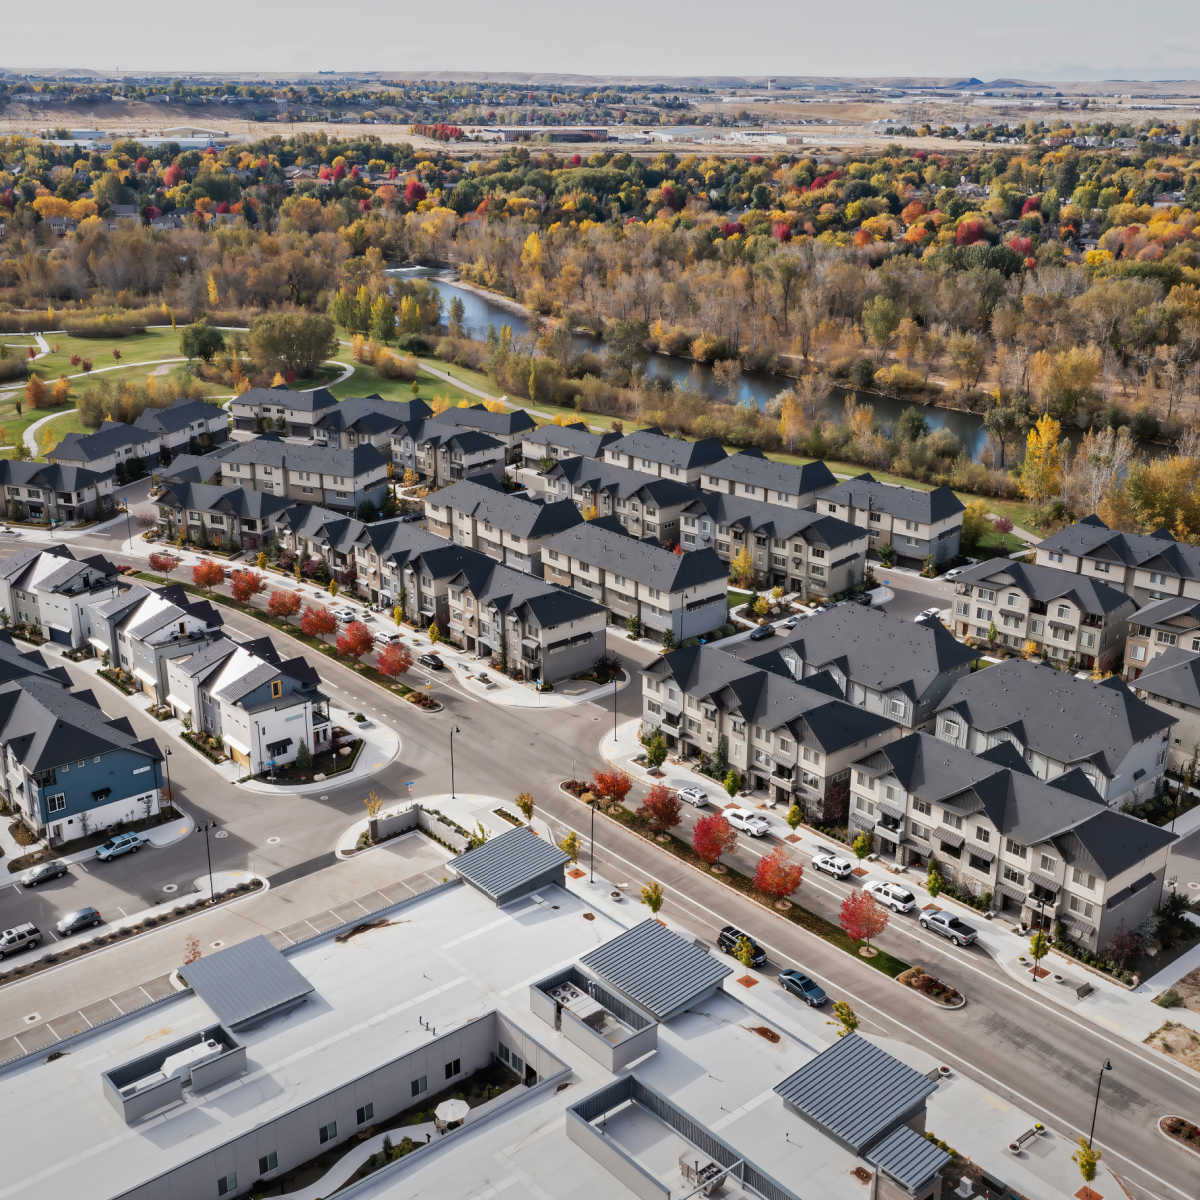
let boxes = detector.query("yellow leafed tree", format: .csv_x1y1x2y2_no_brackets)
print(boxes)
1018,414,1067,503
207,272,220,307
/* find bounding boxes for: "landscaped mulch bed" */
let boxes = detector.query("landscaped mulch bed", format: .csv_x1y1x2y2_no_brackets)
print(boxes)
898,965,964,1007
1160,1115,1200,1155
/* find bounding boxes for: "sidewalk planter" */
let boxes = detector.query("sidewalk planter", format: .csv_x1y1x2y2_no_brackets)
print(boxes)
898,966,965,1009
1159,1116,1200,1158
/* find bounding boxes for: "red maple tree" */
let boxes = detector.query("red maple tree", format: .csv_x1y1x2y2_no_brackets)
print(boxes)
336,620,374,661
148,552,178,573
589,769,633,806
839,891,889,950
192,559,224,592
299,604,337,638
692,813,736,866
229,570,264,603
377,642,413,677
267,589,302,618
637,784,682,836
754,845,803,904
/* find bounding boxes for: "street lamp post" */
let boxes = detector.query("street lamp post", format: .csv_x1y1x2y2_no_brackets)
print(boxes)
449,725,462,799
589,799,596,885
196,820,217,901
612,677,619,744
162,747,173,811
1087,1060,1113,1149
121,502,132,550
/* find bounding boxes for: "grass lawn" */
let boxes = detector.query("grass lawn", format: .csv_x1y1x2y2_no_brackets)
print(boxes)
30,329,186,378
30,409,91,457
418,357,495,396
332,359,478,407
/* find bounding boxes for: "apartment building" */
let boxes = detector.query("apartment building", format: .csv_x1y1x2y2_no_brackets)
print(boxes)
230,385,338,437
542,516,728,642
540,456,698,545
679,493,867,597
951,558,1134,671
391,421,506,486
0,545,121,648
934,659,1173,807
1132,648,1200,769
602,426,727,484
129,399,230,456
49,421,161,478
849,732,1174,952
311,395,431,450
734,605,976,728
698,449,837,509
155,483,294,552
642,643,898,818
815,474,964,564
520,421,620,468
1124,596,1200,680
431,404,537,459
220,436,389,512
423,476,582,577
1035,514,1200,602
0,461,114,524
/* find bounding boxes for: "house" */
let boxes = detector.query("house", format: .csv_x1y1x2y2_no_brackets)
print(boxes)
951,557,1135,671
312,394,431,451
540,456,698,545
1123,596,1200,680
849,732,1174,952
934,659,1173,808
48,421,161,479
642,642,898,817
602,426,727,484
542,516,729,642
0,675,163,846
130,398,230,457
164,635,331,774
1034,514,1200,603
155,483,294,552
423,476,582,577
391,421,507,486
0,461,114,524
230,386,338,437
519,421,619,468
0,545,120,647
815,474,964,565
220,436,389,513
1132,648,1200,769
679,493,867,597
698,449,837,509
734,605,976,728
429,403,537,459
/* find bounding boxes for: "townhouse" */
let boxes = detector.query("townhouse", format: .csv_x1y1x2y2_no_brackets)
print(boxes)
1035,514,1200,603
443,555,608,683
352,521,448,607
423,476,582,577
679,493,867,597
849,732,1174,952
230,385,338,437
152,444,236,490
520,421,620,468
391,420,506,486
128,398,230,456
165,634,331,774
0,545,121,648
734,605,976,728
602,426,727,484
220,436,389,513
0,461,113,524
934,659,1173,808
430,403,537,460
642,643,899,817
951,557,1135,671
540,456,698,545
1131,648,1200,769
0,675,164,846
155,482,294,552
815,473,964,564
311,394,431,451
697,449,837,509
394,541,487,631
1124,596,1200,680
542,516,729,642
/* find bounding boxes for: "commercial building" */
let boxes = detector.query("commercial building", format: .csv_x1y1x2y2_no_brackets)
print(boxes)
698,449,837,510
602,426,727,484
220,436,389,513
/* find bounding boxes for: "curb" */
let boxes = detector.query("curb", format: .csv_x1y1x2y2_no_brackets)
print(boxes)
1157,1115,1200,1160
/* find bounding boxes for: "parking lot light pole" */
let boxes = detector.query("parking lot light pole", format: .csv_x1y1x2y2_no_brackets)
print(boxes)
449,725,462,799
196,821,217,901
1088,1060,1113,1149
612,678,618,744
589,799,596,885
162,747,173,810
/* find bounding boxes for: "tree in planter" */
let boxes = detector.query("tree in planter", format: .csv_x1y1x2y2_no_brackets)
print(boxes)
192,558,224,593
851,830,872,861
637,784,682,837
590,769,633,808
641,880,664,914
723,769,743,798
661,628,675,652
515,792,535,823
829,999,858,1038
754,844,803,907
559,830,582,864
300,604,337,638
644,730,668,771
1105,925,1142,970
392,604,405,626
921,554,937,578
839,891,889,953
337,620,374,661
785,804,802,833
294,741,313,772
467,822,489,850
230,569,264,603
377,642,413,677
877,543,895,567
428,622,441,644
1072,1138,1101,1183
1028,929,1050,979
692,812,736,868
626,613,642,639
926,860,944,899
364,789,384,842
256,552,268,569
268,589,302,618
733,936,758,969
711,736,729,780
986,620,998,644
1020,639,1039,659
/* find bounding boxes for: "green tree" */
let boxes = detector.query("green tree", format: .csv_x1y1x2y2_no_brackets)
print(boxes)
959,501,992,555
644,730,668,770
862,295,900,363
785,804,802,832
829,1000,858,1038
428,622,441,643
723,769,743,797
369,295,396,343
559,830,582,863
851,831,872,861
626,613,642,638
248,312,337,378
926,862,944,899
180,319,225,363
1072,1138,1101,1183
1028,929,1050,979
641,880,664,914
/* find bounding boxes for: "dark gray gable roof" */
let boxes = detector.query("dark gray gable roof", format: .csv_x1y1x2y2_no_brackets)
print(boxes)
0,460,105,491
580,918,731,1021
314,394,431,434
448,824,568,901
817,473,965,523
234,385,338,415
523,422,619,458
1039,516,1200,579
774,1034,937,1153
546,455,697,506
179,934,314,1029
223,436,387,476
50,421,158,461
1129,595,1200,629
866,1124,950,1192
955,557,1133,615
448,556,605,627
158,482,292,522
1134,647,1200,711
607,427,727,470
426,478,583,539
432,403,537,437
690,493,864,547
701,449,837,496
133,398,224,435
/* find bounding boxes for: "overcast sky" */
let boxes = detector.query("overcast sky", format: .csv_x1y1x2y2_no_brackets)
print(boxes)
6,1,1200,81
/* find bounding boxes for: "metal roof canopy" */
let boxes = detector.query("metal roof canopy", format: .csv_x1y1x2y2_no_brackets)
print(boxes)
448,825,569,904
865,1125,951,1194
580,918,732,1022
179,935,315,1030
773,1034,937,1153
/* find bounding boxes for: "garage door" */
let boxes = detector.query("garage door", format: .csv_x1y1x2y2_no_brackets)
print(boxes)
48,627,71,646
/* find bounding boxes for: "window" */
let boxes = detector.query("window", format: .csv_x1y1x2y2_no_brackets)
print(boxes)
1039,853,1055,872
357,1103,374,1125
1093,561,1109,574
411,1076,428,1097
777,737,791,754
941,719,960,738
1072,868,1096,890
968,853,992,874
1068,894,1095,919
978,588,997,603
1156,631,1177,646
1007,593,1020,607
1004,839,1025,858
258,1153,278,1175
46,793,66,813
1048,551,1064,563
445,1058,461,1079
270,679,283,699
217,1174,238,1196
975,826,991,844
913,799,932,817
910,822,929,841
888,699,906,719
319,1121,338,1143
854,770,871,788
1002,865,1025,886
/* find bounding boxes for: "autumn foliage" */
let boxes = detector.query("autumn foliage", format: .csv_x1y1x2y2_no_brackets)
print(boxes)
692,813,736,866
377,641,413,677
336,620,374,660
229,569,264,603
267,589,302,617
637,784,682,835
754,845,803,902
192,559,224,591
299,604,336,637
589,769,633,806
839,891,889,949
147,552,179,572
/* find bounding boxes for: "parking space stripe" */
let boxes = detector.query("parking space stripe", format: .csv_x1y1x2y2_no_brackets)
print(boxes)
138,985,154,1003
274,928,295,945
303,920,322,935
109,996,125,1015
77,1010,92,1029
351,899,372,914
43,1022,60,1041
12,1035,25,1054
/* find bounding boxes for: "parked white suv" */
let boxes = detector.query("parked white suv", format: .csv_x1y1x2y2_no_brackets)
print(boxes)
812,849,854,878
864,880,917,913
676,786,710,808
0,923,41,958
726,808,770,837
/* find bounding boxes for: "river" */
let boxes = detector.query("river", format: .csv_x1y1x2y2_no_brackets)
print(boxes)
388,267,993,460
